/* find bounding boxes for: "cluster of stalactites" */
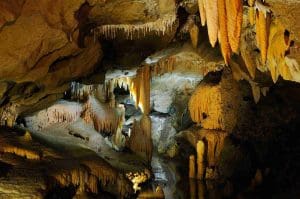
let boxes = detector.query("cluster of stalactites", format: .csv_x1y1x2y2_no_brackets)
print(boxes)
197,0,243,65
152,56,176,76
70,82,96,100
242,0,299,86
104,66,150,115
50,108,81,124
105,77,133,104
95,14,176,40
126,116,152,163
0,145,40,160
53,167,99,194
82,96,125,135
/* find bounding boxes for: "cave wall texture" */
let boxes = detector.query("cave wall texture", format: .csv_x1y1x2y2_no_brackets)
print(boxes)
0,0,300,127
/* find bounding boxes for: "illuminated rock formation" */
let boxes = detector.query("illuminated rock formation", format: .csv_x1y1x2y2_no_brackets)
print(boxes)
126,169,151,193
127,116,152,163
196,140,205,180
180,128,227,167
82,96,125,136
189,155,196,178
205,0,219,47
70,82,96,101
217,0,232,65
189,23,199,48
188,71,241,132
96,14,177,40
25,100,82,131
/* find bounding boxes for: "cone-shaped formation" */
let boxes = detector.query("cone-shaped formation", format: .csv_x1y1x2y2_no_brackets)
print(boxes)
206,0,219,47
217,0,232,65
96,14,176,40
196,140,205,180
131,65,151,115
127,115,152,163
189,23,199,49
189,155,196,178
198,0,206,26
226,0,243,53
256,11,271,64
267,20,291,83
240,31,257,79
196,0,243,64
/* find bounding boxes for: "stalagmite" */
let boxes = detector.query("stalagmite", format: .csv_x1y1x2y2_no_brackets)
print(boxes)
256,11,271,64
189,179,197,199
127,116,152,163
218,0,232,65
189,24,199,49
189,155,196,178
198,0,206,26
226,0,243,53
205,0,219,47
196,140,205,180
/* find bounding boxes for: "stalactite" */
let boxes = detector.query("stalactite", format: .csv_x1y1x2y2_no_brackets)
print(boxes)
267,20,290,83
226,0,243,53
218,0,232,65
230,60,264,103
248,0,256,25
256,10,271,65
196,140,205,180
205,0,218,47
153,56,176,76
284,57,300,82
240,31,257,79
96,14,176,40
189,23,199,49
53,167,99,194
70,82,95,100
189,155,196,178
249,7,256,25
130,65,150,115
198,0,206,26
126,116,152,163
